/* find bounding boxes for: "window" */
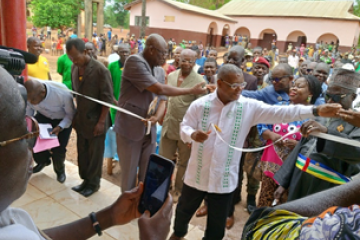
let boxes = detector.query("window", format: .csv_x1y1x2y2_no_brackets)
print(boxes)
164,16,175,22
135,16,149,26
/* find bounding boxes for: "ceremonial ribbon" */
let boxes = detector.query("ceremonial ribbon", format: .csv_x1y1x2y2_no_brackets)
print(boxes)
28,77,152,135
211,123,360,153
295,153,351,185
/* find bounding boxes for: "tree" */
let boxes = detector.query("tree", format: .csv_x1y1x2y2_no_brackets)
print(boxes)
31,0,81,29
104,0,131,28
175,0,231,10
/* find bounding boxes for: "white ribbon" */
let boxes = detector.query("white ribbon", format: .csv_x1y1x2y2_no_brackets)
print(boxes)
211,123,360,152
29,78,152,135
67,89,152,135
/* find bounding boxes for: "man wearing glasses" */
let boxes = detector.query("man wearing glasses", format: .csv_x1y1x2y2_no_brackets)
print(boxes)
159,49,206,203
274,68,360,204
113,34,207,192
169,64,342,240
0,67,173,240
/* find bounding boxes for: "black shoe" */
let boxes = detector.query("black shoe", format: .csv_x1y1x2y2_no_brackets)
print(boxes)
33,161,51,173
56,172,66,183
247,205,257,213
80,186,99,197
72,181,87,192
247,194,256,213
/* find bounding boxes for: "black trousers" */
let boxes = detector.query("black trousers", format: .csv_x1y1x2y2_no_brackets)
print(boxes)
174,184,234,240
33,113,72,174
77,132,105,189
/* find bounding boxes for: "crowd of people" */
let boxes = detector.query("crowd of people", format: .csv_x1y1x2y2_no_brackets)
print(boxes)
2,25,360,240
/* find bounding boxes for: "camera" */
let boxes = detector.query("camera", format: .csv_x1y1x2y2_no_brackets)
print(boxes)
0,46,38,102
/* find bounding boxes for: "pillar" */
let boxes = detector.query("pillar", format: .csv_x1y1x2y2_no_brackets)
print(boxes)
0,0,28,77
85,0,93,41
97,0,104,35
77,13,82,38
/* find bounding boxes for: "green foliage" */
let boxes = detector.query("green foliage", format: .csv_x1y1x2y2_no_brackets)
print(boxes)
104,0,131,28
175,0,232,9
354,0,360,17
31,0,81,29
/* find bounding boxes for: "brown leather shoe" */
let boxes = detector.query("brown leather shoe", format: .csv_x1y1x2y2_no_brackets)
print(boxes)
226,215,235,229
169,233,182,240
195,205,208,217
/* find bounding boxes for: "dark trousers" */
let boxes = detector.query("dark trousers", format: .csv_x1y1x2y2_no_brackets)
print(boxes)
229,152,260,216
174,184,234,240
33,113,72,174
77,132,106,188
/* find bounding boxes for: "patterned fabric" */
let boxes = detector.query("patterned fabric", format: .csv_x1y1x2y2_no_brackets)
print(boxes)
261,122,303,181
242,207,306,240
258,175,288,208
300,205,360,240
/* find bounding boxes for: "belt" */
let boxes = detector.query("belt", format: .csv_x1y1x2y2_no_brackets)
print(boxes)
295,153,351,185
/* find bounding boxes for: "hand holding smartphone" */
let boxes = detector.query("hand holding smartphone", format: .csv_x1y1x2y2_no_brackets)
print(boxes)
138,154,175,216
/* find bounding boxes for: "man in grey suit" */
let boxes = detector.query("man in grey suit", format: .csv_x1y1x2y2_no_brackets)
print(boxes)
67,38,114,197
114,34,207,191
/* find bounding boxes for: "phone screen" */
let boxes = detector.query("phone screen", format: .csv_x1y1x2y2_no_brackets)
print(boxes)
138,154,175,216
47,128,57,137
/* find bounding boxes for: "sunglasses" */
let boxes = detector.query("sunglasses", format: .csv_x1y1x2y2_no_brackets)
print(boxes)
324,93,351,103
306,69,313,73
269,75,291,83
0,116,39,149
221,79,247,89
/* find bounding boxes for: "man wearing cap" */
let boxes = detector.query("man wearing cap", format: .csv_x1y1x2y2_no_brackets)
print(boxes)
252,57,270,89
274,68,360,203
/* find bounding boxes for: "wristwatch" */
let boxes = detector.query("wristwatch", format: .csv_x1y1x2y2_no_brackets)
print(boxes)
312,106,319,117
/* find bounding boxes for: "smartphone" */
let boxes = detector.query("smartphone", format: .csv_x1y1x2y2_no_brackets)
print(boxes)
138,154,175,216
47,128,57,137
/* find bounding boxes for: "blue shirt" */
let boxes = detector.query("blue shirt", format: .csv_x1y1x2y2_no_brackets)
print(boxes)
314,82,327,106
242,85,290,105
257,102,307,139
70,34,77,39
195,57,207,68
26,81,76,129
107,31,112,40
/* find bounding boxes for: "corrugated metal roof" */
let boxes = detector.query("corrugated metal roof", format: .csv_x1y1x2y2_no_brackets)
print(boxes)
124,0,237,22
217,0,360,20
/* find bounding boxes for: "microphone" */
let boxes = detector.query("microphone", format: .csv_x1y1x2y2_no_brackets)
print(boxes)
0,46,38,64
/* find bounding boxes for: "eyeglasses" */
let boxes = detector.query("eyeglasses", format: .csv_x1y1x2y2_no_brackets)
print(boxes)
269,75,291,83
324,93,351,103
0,116,39,149
221,79,247,89
306,69,313,73
151,46,168,57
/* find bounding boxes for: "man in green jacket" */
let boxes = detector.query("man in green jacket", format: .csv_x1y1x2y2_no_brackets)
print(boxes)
108,43,131,123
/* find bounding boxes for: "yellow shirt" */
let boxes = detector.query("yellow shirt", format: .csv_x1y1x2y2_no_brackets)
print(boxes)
27,55,50,80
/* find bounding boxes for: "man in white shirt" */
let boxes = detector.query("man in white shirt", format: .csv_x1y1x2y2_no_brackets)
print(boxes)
25,79,75,183
288,49,299,75
169,64,341,240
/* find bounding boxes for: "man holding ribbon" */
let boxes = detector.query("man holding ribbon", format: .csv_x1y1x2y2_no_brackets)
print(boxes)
169,64,341,240
114,34,206,192
274,68,360,203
